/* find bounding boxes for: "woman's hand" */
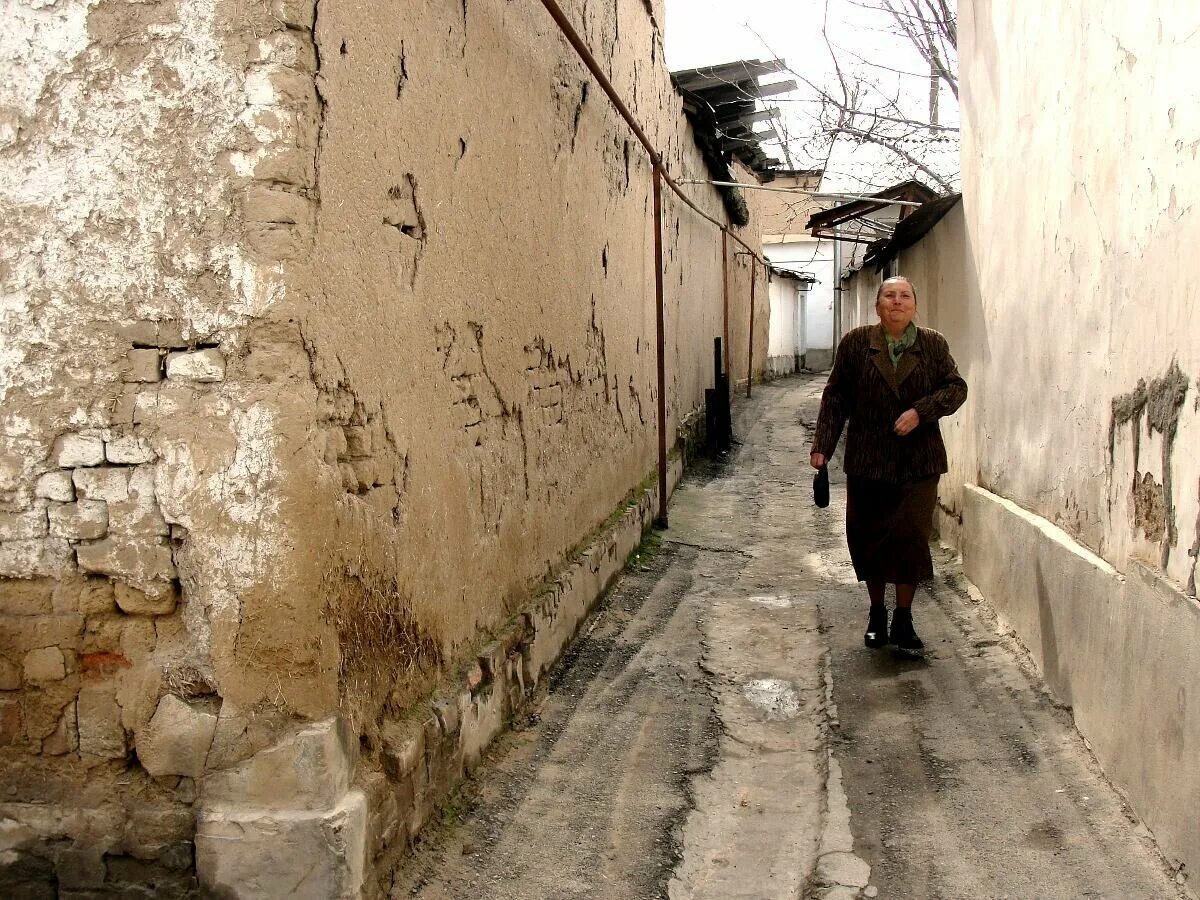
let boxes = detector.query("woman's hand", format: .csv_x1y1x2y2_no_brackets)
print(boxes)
894,409,920,436
810,452,826,469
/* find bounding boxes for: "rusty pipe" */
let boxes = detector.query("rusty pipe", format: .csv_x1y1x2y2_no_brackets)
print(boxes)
721,230,730,389
536,0,660,168
747,260,757,398
652,169,668,527
533,0,769,267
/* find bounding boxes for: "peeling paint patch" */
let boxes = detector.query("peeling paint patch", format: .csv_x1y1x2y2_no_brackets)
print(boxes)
1109,361,1189,568
1132,472,1166,543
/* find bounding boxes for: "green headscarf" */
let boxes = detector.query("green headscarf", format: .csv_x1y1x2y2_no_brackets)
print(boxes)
885,322,917,366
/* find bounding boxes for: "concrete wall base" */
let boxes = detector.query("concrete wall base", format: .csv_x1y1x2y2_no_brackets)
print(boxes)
766,355,797,378
962,484,1200,874
802,349,833,371
196,454,686,898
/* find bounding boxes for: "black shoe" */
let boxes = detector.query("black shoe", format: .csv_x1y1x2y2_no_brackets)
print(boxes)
890,607,925,657
864,605,888,649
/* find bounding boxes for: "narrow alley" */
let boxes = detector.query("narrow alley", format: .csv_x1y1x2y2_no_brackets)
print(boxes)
391,375,1187,900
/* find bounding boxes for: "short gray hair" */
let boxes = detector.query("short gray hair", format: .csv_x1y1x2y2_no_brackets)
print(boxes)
876,276,917,302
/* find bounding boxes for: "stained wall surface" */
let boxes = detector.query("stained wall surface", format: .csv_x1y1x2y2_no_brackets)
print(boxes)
954,0,1200,871
0,0,765,893
960,0,1200,588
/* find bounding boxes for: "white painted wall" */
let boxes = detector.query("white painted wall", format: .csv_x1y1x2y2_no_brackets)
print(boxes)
767,276,798,361
765,240,835,366
961,0,1200,593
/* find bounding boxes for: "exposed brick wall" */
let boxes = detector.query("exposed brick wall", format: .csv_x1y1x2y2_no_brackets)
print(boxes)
0,0,766,893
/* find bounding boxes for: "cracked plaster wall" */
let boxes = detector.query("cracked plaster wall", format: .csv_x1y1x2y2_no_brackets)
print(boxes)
0,0,343,892
282,0,765,721
1,0,765,892
952,0,1200,595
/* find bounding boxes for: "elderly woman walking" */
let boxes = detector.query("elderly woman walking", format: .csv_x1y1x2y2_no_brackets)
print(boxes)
810,276,967,656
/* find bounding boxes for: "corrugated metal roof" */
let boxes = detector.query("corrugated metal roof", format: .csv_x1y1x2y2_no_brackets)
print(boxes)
670,58,795,225
862,193,962,272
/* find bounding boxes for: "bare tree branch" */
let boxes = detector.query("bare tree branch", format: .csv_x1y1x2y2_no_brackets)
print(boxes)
832,124,955,192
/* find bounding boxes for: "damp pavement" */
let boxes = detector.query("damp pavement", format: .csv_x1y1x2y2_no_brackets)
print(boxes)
391,375,1190,900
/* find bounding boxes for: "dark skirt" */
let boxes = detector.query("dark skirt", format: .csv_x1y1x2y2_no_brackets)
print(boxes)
845,475,940,584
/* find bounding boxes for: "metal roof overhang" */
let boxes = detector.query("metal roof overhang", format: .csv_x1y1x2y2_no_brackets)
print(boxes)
806,180,940,243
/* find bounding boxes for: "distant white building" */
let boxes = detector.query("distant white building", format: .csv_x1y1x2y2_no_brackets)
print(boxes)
759,169,836,371
803,180,939,341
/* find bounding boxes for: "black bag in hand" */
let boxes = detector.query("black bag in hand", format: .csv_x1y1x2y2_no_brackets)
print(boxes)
813,465,830,508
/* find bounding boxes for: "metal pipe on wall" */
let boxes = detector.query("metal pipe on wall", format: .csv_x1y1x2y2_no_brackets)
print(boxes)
652,169,668,527
832,237,843,347
721,231,730,389
532,0,775,528
747,263,757,398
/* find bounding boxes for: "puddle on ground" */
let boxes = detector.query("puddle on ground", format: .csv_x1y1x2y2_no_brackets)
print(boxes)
743,678,801,720
746,594,793,608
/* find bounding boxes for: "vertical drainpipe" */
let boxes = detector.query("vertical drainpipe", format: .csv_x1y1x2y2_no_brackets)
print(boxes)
832,238,842,346
747,261,757,398
652,168,668,528
721,230,730,391
794,281,803,371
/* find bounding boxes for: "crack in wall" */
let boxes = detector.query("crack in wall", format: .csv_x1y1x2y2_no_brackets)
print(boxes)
570,81,590,152
383,174,427,289
1188,478,1200,598
311,1,327,203
396,40,408,97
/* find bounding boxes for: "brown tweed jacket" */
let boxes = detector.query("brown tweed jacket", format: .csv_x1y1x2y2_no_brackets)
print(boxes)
812,324,967,483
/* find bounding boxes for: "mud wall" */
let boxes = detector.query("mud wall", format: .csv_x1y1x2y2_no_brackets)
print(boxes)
0,0,311,893
0,0,764,893
283,0,764,725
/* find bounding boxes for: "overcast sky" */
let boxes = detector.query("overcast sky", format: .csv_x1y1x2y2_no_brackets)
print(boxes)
664,0,960,185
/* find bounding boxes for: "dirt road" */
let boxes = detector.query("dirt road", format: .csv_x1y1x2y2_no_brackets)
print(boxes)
392,375,1187,900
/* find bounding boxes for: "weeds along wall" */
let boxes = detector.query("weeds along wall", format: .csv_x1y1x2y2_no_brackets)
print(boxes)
0,0,764,893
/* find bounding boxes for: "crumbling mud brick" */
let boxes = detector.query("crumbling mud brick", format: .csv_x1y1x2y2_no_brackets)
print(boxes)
34,471,74,502
107,467,168,536
252,148,317,190
0,658,20,690
271,0,316,30
55,847,106,890
73,467,131,503
22,647,66,683
119,320,190,349
76,536,176,586
251,30,318,74
41,700,78,755
137,695,217,778
165,349,226,383
344,425,372,457
124,804,195,861
105,434,155,465
0,508,48,541
242,185,314,226
114,582,177,616
123,349,163,383
48,500,109,541
0,538,74,578
53,434,105,468
0,579,54,616
77,685,126,759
